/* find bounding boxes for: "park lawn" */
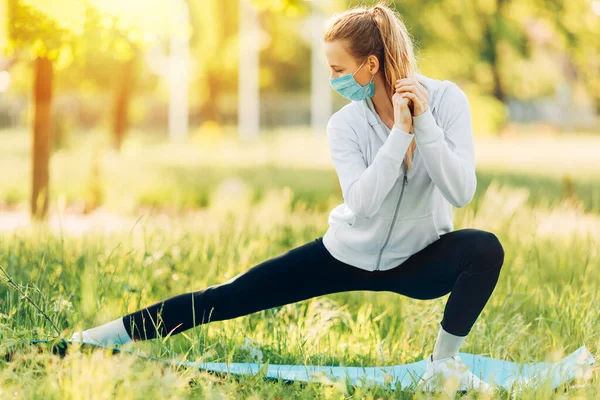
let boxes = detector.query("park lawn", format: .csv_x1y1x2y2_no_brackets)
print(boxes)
0,128,598,398
1,127,600,215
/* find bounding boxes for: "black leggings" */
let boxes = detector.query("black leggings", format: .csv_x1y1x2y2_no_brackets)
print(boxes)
122,228,505,340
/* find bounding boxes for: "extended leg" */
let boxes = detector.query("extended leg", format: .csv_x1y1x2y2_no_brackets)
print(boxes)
121,237,373,341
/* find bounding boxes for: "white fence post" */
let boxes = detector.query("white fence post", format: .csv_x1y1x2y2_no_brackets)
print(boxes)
311,0,332,135
239,0,260,140
169,0,190,141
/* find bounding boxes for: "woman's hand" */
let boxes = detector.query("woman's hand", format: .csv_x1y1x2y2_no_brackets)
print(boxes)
392,92,413,133
395,77,429,117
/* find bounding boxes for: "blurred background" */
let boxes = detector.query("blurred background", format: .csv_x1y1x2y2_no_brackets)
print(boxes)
0,0,599,226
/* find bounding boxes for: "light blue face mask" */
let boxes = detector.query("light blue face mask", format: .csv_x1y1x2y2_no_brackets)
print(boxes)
329,58,375,101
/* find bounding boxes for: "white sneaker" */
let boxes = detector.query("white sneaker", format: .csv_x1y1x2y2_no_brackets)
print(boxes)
70,331,103,346
418,354,495,394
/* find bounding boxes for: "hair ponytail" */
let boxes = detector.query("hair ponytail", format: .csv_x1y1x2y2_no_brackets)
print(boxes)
324,1,419,170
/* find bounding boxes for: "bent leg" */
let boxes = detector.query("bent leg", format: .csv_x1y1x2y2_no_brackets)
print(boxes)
123,237,376,341
378,228,505,336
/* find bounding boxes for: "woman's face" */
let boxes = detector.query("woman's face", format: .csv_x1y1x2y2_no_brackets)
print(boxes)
324,40,376,86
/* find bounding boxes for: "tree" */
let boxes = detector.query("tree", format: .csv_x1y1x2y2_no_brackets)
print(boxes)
73,6,144,150
188,0,239,124
4,0,173,218
6,0,84,220
529,0,600,113
87,0,189,143
188,0,311,130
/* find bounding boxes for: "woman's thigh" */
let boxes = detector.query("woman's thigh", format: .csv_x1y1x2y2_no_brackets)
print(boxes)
207,237,379,316
375,228,498,300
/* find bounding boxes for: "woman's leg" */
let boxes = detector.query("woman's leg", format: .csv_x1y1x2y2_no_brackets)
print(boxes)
130,227,503,342
73,228,503,347
375,228,505,359
118,237,380,341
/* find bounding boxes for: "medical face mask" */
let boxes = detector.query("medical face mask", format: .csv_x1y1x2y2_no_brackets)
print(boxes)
329,58,375,101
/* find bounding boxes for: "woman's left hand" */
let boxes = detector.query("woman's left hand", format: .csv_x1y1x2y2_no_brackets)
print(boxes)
395,78,429,117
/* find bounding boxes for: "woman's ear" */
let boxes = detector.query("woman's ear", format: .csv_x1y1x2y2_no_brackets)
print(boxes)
367,55,380,75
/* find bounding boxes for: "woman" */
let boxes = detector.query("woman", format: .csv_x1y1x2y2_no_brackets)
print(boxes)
72,1,504,394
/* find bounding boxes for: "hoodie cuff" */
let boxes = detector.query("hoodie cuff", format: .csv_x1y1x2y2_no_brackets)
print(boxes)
413,107,444,145
379,125,414,163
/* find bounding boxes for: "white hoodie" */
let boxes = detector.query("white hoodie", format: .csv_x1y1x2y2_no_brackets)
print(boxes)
322,73,476,272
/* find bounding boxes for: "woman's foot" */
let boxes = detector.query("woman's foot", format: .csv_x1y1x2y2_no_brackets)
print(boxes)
70,331,106,346
418,354,495,394
69,318,133,347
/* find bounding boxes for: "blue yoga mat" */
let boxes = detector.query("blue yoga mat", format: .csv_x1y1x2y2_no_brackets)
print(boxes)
168,346,597,391
28,340,596,391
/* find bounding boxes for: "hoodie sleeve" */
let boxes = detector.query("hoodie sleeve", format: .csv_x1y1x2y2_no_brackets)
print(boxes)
327,113,415,219
412,81,477,208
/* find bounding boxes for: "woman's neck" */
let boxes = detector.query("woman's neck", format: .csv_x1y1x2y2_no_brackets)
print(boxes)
371,76,394,130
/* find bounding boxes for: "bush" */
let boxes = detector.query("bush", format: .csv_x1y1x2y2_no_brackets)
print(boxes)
465,88,508,136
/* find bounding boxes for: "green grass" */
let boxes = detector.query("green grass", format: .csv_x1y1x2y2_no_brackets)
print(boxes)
2,127,600,215
0,128,599,398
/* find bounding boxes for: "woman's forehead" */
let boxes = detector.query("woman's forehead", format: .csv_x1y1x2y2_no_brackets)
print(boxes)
324,40,353,64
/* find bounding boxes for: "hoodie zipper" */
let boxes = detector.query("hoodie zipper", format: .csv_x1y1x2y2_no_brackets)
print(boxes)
374,170,408,271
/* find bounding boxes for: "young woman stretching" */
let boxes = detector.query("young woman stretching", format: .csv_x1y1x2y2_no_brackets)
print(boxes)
72,2,504,394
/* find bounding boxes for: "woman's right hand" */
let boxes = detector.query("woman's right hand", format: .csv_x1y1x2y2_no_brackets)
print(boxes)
392,92,413,133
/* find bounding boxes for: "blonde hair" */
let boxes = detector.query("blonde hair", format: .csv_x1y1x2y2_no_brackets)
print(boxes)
324,1,419,170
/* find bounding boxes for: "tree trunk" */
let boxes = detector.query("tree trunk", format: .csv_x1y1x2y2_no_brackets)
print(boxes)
200,74,222,123
490,61,505,101
112,58,135,151
31,57,53,220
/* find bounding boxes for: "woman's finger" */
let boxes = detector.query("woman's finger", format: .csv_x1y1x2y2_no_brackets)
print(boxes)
398,92,420,109
396,86,424,103
395,84,418,93
396,85,426,103
399,91,429,116
415,82,428,98
400,91,418,101
395,77,417,87
396,79,428,98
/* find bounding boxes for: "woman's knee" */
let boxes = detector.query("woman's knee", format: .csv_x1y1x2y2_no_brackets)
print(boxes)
470,230,505,270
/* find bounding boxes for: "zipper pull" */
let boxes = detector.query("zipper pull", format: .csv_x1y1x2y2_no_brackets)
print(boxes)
403,174,408,185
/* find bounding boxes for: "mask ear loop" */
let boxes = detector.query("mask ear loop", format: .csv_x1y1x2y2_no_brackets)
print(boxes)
353,57,375,99
352,58,369,77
